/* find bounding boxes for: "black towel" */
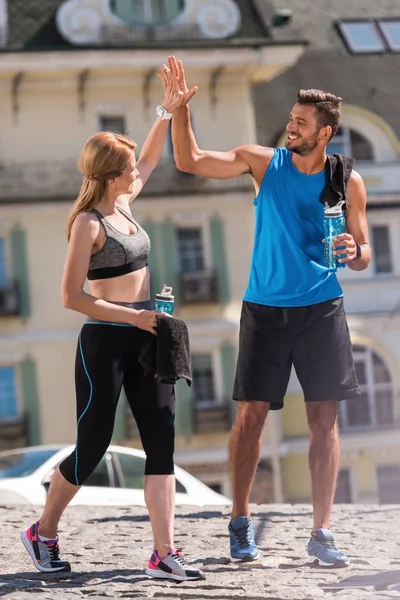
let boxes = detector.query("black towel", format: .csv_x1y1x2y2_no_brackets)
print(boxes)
138,315,192,386
321,153,355,210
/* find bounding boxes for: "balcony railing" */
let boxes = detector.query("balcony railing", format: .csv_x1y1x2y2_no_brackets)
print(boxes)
0,159,252,201
180,270,219,305
0,413,29,451
194,402,231,434
100,21,227,45
0,282,21,317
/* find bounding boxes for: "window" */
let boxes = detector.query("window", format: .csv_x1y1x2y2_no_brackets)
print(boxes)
191,353,216,407
0,449,59,479
114,451,187,493
177,228,205,274
84,453,113,487
0,366,18,420
379,20,400,52
114,452,145,490
339,346,395,431
110,0,185,26
372,226,392,274
0,238,7,287
376,464,400,503
328,127,373,161
334,468,353,503
337,19,400,54
99,115,126,134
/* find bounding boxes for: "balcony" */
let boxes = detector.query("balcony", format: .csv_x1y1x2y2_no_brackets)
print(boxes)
0,282,21,317
0,413,29,451
180,270,219,305
0,159,252,202
356,161,400,199
194,403,231,434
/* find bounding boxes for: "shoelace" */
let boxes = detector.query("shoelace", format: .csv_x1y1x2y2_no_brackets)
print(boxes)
47,542,61,561
170,552,186,567
317,537,338,551
233,526,252,548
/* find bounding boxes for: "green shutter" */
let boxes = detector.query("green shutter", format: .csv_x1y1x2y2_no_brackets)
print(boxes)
20,358,41,445
175,379,194,436
159,221,180,305
10,227,30,317
142,221,162,300
210,216,230,304
221,344,237,424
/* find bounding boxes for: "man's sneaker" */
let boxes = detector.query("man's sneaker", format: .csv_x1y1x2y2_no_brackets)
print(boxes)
145,548,204,581
307,528,350,567
21,522,71,573
229,516,260,562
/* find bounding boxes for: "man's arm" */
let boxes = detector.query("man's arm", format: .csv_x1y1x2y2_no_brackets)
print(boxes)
172,105,252,179
334,170,371,271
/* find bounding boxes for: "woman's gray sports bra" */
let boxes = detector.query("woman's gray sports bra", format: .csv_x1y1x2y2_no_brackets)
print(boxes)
87,207,150,281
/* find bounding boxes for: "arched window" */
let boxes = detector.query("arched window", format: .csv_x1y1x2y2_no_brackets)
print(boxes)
110,0,185,26
328,126,374,160
339,346,395,431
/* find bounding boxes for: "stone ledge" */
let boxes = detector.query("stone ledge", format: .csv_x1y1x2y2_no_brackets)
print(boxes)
1,504,400,599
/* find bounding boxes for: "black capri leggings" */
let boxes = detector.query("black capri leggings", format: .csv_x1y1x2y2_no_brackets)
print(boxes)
59,302,175,486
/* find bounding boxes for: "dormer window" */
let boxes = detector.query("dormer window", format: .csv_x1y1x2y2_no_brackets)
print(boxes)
337,18,400,54
110,0,185,26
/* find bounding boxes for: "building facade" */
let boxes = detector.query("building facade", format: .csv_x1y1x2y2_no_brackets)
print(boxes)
253,0,400,504
0,0,303,499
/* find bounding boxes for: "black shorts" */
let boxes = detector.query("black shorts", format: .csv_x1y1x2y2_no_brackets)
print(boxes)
233,298,360,410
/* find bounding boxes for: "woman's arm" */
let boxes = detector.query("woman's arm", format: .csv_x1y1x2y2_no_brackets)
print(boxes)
61,213,157,333
129,64,184,200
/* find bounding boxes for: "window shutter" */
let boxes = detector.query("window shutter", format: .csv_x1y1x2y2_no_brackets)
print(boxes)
19,358,41,445
220,343,237,423
175,379,194,436
159,221,180,305
141,221,162,301
210,216,230,304
10,227,30,317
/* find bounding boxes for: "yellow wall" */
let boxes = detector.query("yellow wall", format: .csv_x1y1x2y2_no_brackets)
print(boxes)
281,395,309,438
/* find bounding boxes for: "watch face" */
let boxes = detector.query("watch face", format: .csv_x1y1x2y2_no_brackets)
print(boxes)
156,106,164,118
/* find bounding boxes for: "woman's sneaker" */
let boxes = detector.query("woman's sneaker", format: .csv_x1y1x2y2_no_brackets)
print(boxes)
146,548,204,581
21,522,71,573
307,528,350,567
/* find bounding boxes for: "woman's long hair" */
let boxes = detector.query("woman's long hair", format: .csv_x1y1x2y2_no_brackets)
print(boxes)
67,132,137,240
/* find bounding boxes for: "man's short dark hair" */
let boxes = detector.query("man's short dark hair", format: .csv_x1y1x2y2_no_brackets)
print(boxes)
297,89,342,140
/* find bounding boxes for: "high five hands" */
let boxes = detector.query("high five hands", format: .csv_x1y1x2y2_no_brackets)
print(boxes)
157,55,198,109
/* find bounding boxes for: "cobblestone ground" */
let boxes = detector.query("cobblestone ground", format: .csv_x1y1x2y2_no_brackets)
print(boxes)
1,503,400,599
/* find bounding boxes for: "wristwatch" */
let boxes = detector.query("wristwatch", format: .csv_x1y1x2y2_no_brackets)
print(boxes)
351,243,362,262
156,105,172,120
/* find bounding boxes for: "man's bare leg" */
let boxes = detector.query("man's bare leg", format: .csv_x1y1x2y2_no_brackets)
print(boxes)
228,401,269,562
306,400,349,566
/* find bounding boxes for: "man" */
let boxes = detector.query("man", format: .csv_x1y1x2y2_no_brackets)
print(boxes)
166,55,370,568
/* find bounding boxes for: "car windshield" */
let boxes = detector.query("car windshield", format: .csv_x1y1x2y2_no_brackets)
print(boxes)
0,449,59,478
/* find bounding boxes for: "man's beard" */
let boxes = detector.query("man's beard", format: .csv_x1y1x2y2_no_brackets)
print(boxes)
285,133,319,156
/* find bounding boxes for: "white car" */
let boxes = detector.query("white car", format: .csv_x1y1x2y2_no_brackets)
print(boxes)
0,444,231,507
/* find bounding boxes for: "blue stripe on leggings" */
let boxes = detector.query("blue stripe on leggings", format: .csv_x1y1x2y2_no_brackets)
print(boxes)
75,333,94,486
84,321,132,327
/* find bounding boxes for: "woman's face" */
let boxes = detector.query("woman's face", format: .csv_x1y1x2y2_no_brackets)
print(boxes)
116,153,139,194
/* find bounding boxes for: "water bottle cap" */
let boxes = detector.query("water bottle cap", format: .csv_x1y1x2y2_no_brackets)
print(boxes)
324,200,345,217
155,285,174,302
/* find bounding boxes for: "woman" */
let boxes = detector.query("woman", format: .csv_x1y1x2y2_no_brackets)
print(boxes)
21,64,201,582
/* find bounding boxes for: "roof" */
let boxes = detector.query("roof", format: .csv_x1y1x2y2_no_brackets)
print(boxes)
252,0,400,142
1,0,298,52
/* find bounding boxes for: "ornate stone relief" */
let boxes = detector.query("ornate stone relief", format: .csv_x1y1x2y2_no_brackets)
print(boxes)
56,0,241,45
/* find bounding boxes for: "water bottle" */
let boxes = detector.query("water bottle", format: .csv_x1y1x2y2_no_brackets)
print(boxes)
154,285,174,315
323,200,347,270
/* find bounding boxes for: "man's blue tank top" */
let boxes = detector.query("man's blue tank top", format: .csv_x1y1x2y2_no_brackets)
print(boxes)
244,147,343,307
